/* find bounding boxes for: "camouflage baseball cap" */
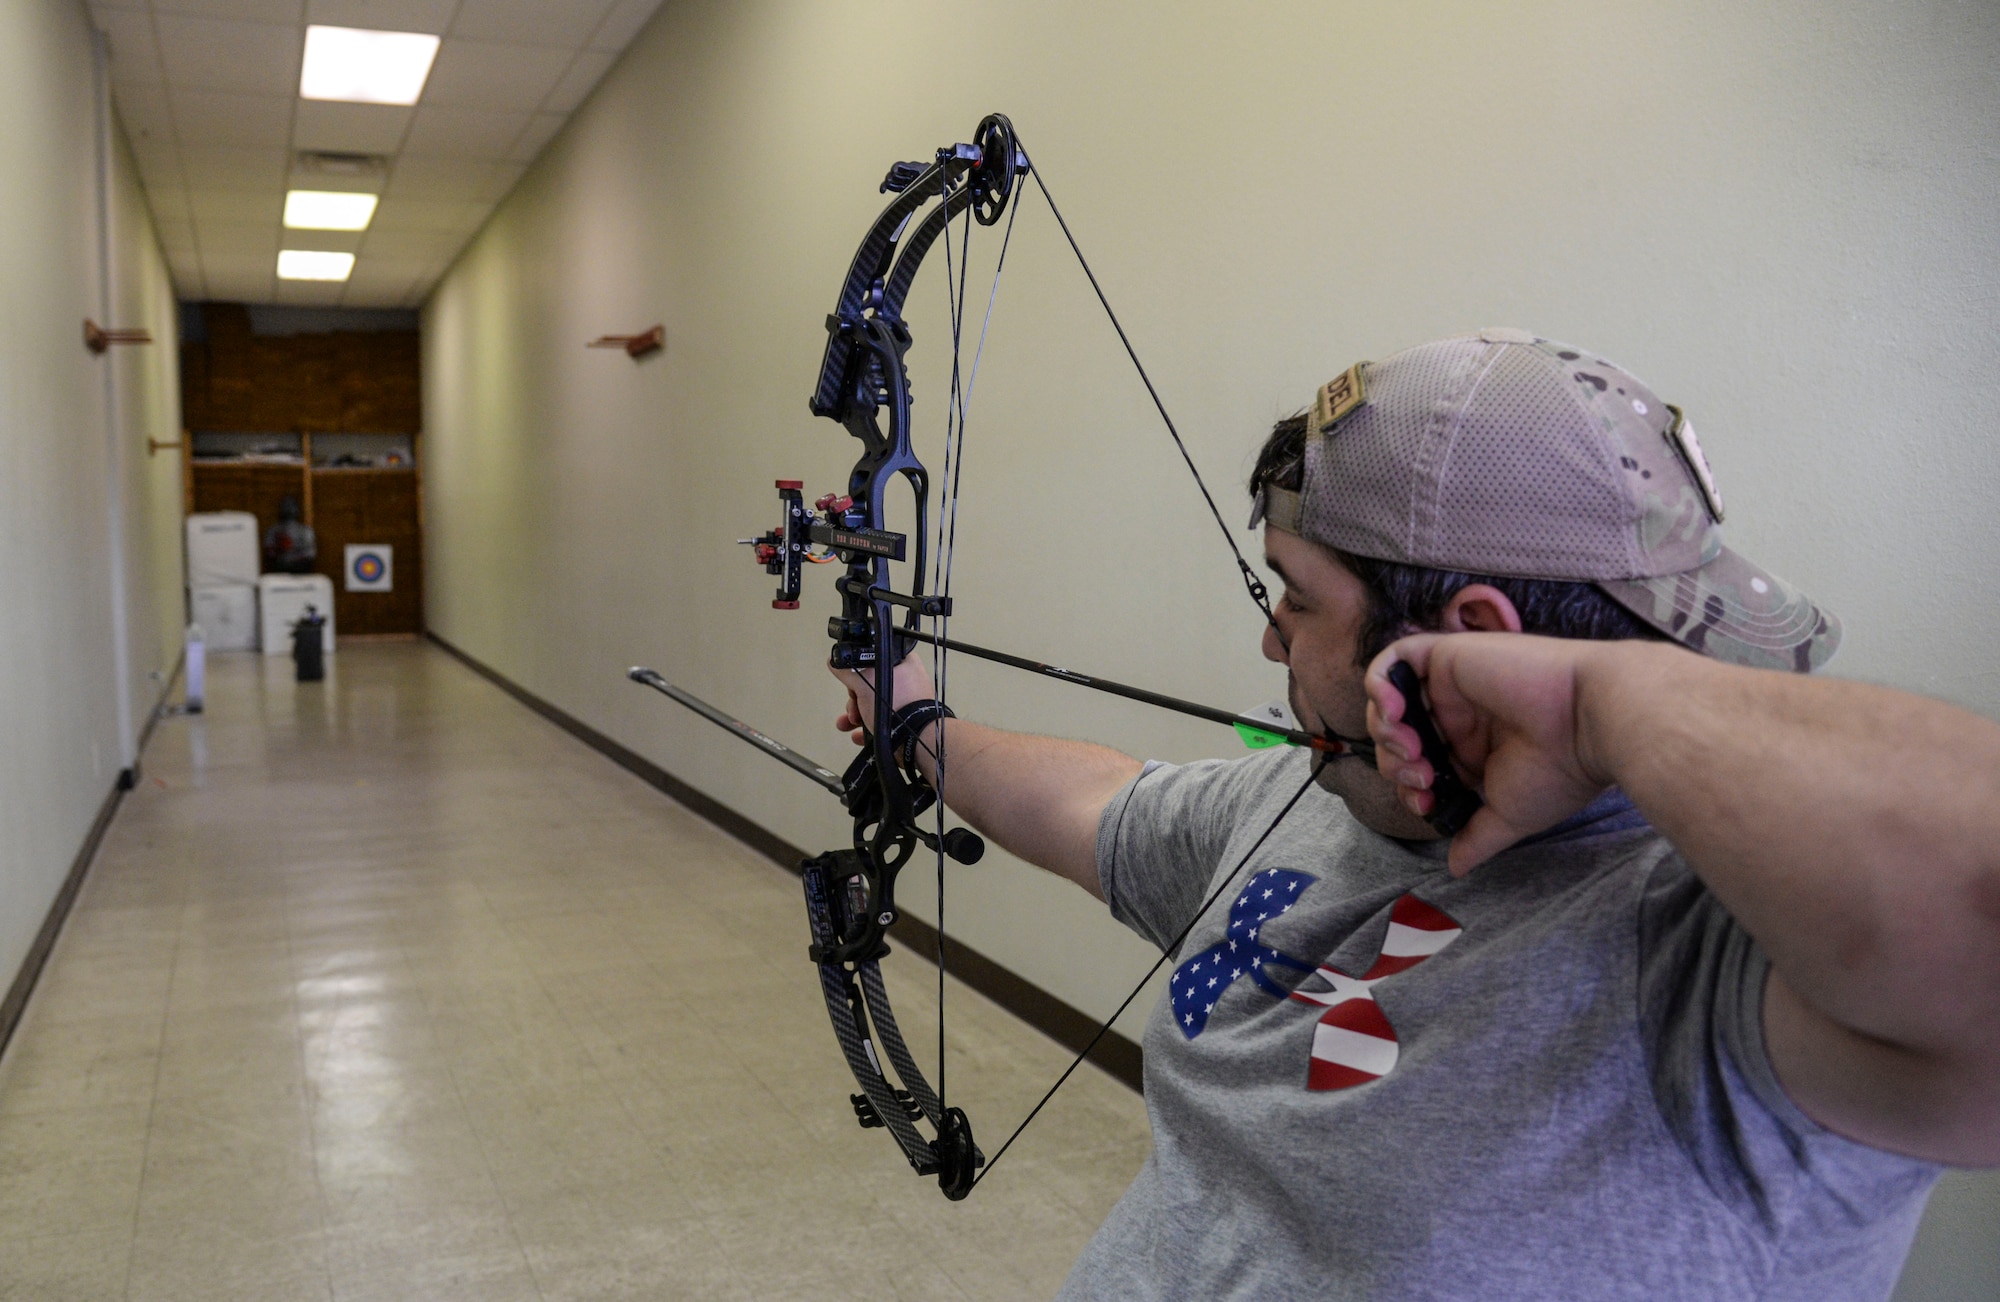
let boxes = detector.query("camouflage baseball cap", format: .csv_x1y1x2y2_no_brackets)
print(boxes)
1250,328,1840,672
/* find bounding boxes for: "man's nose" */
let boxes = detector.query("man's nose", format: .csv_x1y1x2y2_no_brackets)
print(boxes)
1262,621,1289,666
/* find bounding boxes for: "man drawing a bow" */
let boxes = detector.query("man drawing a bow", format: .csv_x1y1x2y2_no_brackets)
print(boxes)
836,329,1999,1299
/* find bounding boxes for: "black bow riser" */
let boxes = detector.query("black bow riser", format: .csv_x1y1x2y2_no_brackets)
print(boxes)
743,114,1024,1202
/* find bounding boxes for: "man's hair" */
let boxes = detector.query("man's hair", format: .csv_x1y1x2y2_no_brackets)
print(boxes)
1251,413,1672,666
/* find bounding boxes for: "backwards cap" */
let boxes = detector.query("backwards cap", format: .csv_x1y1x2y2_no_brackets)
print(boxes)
1251,328,1839,672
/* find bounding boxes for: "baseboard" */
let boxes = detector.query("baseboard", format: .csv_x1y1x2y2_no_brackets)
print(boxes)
0,656,187,1062
427,632,1144,1093
0,782,124,1064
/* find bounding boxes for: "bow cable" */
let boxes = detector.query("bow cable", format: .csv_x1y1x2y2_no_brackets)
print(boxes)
1025,168,1276,630
925,153,1024,1118
969,753,1330,1190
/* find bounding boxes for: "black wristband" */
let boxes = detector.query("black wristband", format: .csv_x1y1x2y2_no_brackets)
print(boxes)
888,698,955,772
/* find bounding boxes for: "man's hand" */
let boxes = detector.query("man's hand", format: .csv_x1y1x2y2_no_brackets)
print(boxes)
832,652,937,749
1365,633,1613,876
1371,632,2000,1163
827,652,1140,900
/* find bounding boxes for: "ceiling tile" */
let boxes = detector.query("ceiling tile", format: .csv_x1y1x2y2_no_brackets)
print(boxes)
154,0,303,20
369,197,488,232
354,227,464,260
507,112,564,163
179,145,289,189
152,214,196,247
385,157,524,203
345,256,439,282
341,282,418,309
277,229,364,254
134,143,187,190
166,252,206,292
343,263,425,293
400,106,530,160
449,0,614,47
198,222,280,259
204,249,282,277
159,234,201,266
420,38,571,110
112,82,175,141
275,279,348,306
144,186,195,226
170,89,295,149
290,99,411,154
282,166,386,196
587,0,663,52
202,266,274,300
304,0,457,35
96,8,165,86
542,48,614,114
189,189,283,225
155,15,302,96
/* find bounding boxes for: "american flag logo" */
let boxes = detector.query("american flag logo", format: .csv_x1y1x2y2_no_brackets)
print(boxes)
1288,893,1462,1090
1169,868,1317,1039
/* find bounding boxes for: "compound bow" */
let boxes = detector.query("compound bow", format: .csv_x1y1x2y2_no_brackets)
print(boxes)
632,111,1478,1201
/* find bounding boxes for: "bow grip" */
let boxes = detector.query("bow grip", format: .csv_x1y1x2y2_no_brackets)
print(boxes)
1384,661,1482,837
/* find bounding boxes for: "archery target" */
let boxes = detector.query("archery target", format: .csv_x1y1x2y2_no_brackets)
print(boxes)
345,544,393,592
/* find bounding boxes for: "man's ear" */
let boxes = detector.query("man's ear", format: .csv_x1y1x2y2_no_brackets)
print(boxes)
1440,583,1524,634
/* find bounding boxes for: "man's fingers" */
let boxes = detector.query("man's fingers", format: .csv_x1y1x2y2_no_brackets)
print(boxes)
1446,807,1529,876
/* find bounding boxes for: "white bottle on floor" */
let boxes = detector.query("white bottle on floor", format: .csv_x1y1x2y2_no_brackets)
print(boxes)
184,622,205,714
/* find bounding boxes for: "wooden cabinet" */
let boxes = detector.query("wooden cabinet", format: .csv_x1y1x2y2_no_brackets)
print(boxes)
187,450,424,638
181,302,426,637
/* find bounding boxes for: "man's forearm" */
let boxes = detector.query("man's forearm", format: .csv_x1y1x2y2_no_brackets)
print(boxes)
1576,643,2000,1150
908,717,1143,899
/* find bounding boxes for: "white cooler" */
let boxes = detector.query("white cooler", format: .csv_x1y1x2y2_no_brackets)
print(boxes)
187,512,261,586
191,583,259,651
258,574,335,655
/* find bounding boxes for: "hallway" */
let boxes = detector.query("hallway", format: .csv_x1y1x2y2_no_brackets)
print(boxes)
0,643,1149,1301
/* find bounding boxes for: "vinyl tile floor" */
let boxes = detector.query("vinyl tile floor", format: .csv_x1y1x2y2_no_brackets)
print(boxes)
0,643,1151,1300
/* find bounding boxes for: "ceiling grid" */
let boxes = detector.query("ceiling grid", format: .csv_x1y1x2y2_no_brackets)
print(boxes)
88,0,663,307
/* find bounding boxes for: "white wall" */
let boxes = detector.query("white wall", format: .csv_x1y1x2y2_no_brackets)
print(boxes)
421,0,1997,1289
0,0,185,997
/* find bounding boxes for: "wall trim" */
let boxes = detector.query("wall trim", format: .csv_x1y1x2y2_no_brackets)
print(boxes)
427,632,1143,1092
0,783,125,1064
0,654,185,1063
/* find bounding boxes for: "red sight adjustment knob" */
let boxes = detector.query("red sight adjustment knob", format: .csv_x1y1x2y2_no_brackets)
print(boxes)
816,493,854,513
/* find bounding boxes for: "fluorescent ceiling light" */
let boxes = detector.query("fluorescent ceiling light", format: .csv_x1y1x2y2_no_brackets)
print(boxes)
284,190,378,231
277,250,356,281
299,25,440,106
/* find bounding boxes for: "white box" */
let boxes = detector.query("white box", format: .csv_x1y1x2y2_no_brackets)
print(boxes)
258,574,335,656
191,583,259,651
186,512,261,586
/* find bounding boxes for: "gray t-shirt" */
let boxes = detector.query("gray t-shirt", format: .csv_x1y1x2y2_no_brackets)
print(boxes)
1064,747,1938,1301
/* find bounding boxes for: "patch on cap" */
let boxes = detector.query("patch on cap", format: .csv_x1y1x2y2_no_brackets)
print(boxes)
1664,405,1724,523
1312,362,1368,433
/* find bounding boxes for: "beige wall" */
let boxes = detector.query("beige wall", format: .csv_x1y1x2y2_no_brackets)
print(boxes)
0,0,185,996
422,1,1997,1291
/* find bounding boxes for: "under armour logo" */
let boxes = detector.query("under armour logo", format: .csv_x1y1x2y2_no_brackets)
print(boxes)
1169,868,1315,1038
1288,893,1462,1090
